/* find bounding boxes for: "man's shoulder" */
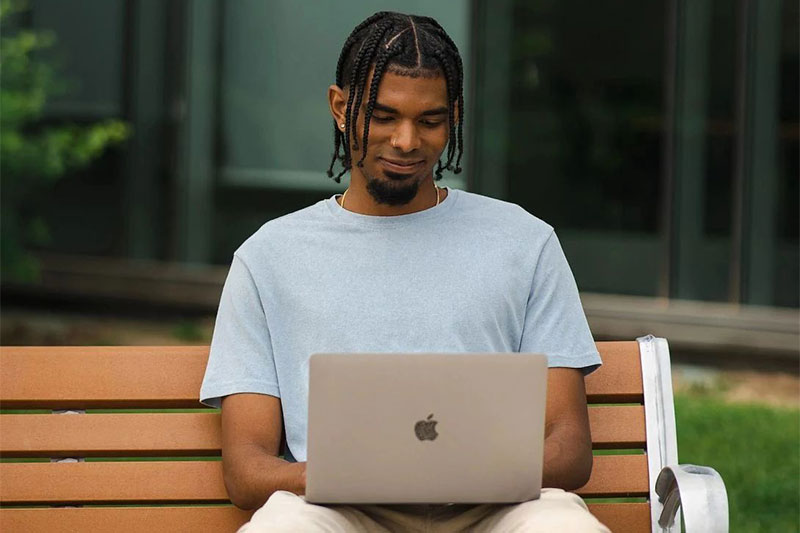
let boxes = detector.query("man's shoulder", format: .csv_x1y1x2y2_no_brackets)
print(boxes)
235,198,330,257
453,189,554,238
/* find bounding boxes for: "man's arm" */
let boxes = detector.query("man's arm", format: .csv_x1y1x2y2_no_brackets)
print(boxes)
542,367,593,490
221,393,306,510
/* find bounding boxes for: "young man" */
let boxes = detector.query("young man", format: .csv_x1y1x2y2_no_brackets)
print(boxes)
201,11,610,532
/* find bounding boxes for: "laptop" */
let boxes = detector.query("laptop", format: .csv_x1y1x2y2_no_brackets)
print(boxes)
305,353,548,504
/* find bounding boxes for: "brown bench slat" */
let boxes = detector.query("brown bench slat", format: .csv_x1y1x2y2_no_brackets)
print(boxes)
0,413,221,457
574,454,649,498
588,405,646,449
2,343,642,408
0,406,643,457
0,346,209,409
0,503,649,533
586,341,643,403
0,461,228,505
0,455,648,504
588,502,652,533
0,507,253,533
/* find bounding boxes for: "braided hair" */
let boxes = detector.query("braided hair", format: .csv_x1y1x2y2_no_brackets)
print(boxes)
326,12,465,183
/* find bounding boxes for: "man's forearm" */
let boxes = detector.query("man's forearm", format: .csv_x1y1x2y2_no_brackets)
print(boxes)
542,423,593,490
223,443,306,510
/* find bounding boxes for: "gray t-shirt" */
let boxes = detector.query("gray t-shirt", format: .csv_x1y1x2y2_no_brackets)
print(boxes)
200,188,601,461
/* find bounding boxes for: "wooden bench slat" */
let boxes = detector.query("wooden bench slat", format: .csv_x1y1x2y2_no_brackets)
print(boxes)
0,461,228,504
1,343,643,408
586,341,643,403
0,413,221,457
588,405,646,449
588,502,652,533
574,454,650,498
0,503,649,533
0,406,645,457
0,346,209,409
0,455,648,504
0,507,253,533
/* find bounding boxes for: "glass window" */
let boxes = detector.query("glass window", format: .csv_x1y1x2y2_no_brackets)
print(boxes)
504,0,667,296
775,0,798,307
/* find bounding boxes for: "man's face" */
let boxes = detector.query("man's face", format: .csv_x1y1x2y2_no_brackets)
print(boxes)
339,70,450,205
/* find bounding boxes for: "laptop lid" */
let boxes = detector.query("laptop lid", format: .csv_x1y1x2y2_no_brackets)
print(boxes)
306,353,548,504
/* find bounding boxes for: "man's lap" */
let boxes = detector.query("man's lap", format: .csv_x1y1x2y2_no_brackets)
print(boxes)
236,489,611,532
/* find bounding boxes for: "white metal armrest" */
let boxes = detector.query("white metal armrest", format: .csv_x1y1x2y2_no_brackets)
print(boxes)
656,464,728,533
637,336,729,532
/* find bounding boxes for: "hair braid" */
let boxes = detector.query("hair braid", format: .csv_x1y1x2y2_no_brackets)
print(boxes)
426,24,465,174
349,20,395,150
432,49,457,170
356,43,401,168
343,36,370,157
420,20,462,61
328,13,393,180
335,12,390,84
327,121,342,179
454,92,464,173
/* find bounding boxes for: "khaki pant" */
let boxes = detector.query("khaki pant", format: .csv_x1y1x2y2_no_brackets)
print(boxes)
237,489,611,532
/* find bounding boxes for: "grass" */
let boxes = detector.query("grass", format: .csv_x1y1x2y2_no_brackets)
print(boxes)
674,392,800,533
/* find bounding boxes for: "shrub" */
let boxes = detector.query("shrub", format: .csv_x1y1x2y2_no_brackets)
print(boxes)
0,0,130,281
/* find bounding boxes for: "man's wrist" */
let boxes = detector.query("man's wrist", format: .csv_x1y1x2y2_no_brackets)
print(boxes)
285,461,307,495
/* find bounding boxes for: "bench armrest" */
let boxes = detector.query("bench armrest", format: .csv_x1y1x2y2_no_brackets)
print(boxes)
656,464,728,533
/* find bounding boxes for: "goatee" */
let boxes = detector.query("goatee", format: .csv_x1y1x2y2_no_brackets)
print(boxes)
365,172,420,206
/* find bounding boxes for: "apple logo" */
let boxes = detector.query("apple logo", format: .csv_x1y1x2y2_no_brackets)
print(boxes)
414,413,438,441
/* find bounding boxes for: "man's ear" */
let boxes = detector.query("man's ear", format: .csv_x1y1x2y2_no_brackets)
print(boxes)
328,84,347,128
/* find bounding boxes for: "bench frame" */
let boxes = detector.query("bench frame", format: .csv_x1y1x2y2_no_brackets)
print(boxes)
637,335,728,532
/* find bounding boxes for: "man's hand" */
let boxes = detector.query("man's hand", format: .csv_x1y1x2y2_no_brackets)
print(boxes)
542,367,593,490
221,393,306,510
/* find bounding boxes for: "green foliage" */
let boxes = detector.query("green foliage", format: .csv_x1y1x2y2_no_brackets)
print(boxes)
0,0,130,281
172,320,209,343
675,393,800,532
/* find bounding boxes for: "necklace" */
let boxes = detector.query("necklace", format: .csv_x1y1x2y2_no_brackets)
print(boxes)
340,183,440,211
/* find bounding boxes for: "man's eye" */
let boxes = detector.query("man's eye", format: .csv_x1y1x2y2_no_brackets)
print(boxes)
373,116,393,123
421,120,444,127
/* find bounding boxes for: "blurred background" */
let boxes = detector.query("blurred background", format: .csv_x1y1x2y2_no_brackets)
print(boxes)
0,0,797,530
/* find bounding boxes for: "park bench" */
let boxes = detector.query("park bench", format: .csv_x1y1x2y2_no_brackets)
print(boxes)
0,335,727,532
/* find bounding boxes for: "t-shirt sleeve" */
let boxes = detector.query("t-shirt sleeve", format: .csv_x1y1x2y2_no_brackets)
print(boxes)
519,230,601,375
199,254,280,408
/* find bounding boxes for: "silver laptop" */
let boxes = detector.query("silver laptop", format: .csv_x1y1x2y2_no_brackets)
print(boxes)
305,353,548,504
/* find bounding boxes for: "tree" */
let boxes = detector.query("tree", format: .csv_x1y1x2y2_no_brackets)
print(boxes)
1,0,130,281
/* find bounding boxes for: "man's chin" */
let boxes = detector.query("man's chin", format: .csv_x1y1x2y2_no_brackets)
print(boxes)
366,173,420,206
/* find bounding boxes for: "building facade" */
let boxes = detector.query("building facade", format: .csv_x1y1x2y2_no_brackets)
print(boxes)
11,0,799,311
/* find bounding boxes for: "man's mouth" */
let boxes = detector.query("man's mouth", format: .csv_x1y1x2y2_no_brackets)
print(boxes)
379,157,424,174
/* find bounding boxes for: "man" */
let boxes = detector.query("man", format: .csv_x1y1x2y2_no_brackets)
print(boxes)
201,11,610,532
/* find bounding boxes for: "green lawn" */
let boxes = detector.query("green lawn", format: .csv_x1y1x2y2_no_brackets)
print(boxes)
674,393,800,533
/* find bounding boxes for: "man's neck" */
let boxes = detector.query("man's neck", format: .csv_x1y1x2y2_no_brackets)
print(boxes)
340,176,446,216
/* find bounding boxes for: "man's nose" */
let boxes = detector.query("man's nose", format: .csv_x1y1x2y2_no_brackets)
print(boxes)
390,121,421,152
